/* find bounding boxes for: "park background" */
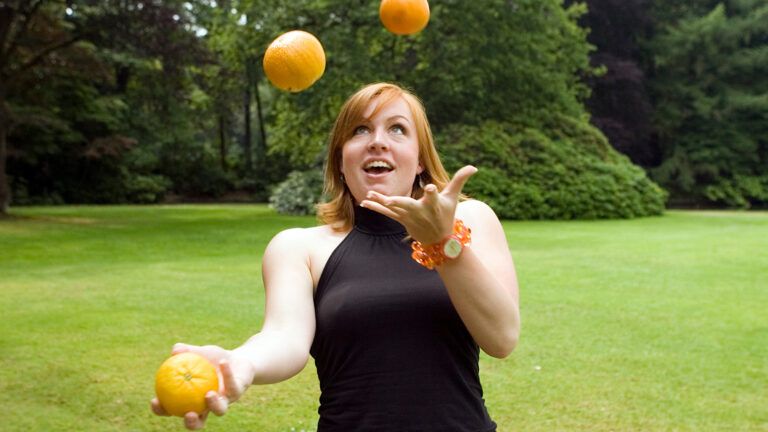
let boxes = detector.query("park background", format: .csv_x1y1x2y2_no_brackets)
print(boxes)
1,0,766,431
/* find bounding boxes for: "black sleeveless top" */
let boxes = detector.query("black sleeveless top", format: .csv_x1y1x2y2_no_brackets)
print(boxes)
310,206,497,432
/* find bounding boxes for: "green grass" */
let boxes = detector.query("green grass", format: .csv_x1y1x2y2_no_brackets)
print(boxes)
1,205,766,431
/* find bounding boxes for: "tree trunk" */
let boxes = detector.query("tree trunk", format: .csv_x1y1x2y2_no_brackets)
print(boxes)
218,114,227,170
0,96,10,215
243,65,253,172
254,72,267,169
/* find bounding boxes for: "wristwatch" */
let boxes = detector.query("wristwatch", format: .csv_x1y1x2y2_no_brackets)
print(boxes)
442,235,465,259
411,219,471,270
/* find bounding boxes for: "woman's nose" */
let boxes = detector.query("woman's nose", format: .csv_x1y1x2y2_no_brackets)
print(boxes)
368,129,389,151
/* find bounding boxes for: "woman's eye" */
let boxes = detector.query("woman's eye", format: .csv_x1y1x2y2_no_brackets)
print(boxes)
353,126,369,135
390,124,405,135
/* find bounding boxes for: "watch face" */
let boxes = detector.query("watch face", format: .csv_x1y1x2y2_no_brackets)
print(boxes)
443,237,463,259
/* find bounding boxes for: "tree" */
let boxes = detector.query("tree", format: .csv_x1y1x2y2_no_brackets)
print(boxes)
572,0,660,167
265,0,667,218
648,1,768,207
4,0,212,208
0,1,86,214
256,0,598,167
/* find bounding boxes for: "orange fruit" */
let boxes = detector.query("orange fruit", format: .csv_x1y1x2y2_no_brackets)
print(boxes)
155,352,219,417
379,0,430,35
263,30,326,92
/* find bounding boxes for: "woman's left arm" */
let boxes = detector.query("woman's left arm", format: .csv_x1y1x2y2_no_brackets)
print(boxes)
438,199,520,358
361,165,520,358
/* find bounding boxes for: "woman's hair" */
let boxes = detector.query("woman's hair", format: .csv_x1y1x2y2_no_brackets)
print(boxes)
317,82,452,231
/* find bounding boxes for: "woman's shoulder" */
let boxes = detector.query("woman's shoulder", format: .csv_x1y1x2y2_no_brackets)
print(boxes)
267,224,348,255
456,199,500,224
265,224,349,287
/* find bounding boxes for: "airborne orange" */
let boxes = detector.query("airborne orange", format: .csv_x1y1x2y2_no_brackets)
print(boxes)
379,0,430,35
263,30,326,92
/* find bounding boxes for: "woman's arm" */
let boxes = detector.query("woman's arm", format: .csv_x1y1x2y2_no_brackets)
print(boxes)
151,228,316,430
234,227,317,383
361,165,520,359
438,199,519,358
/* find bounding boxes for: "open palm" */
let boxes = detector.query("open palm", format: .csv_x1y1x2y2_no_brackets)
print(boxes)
361,165,477,244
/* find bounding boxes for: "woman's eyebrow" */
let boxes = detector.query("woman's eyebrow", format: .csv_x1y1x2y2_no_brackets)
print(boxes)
386,115,412,124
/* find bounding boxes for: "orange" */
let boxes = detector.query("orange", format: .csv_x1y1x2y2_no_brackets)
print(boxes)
263,30,326,92
155,352,219,417
379,0,430,35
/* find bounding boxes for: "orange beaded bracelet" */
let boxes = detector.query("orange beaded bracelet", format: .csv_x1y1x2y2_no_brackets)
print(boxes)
411,219,472,270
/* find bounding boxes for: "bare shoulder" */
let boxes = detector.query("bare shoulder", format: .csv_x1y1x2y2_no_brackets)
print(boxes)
265,224,349,288
264,227,310,256
265,225,343,256
456,199,501,226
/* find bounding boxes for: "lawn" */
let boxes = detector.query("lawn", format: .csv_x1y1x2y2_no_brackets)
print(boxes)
1,205,766,431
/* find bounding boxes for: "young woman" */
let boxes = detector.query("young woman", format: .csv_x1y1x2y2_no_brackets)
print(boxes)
152,82,520,431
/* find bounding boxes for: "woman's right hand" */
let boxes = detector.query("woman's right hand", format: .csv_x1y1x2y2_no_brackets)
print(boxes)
150,343,254,430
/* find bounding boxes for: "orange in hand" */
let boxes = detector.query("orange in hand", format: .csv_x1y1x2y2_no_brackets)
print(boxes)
263,30,326,92
379,0,430,35
155,352,219,417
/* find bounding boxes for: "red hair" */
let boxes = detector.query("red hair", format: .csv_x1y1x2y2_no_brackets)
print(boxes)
317,83,451,231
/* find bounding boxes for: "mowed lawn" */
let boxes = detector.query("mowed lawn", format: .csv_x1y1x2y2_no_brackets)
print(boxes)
1,205,766,431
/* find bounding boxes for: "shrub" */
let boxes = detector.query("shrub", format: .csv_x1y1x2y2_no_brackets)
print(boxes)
704,175,768,209
437,119,667,219
159,143,233,198
269,169,324,216
124,173,171,204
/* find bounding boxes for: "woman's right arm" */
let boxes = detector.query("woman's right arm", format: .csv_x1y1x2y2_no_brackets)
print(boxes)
234,227,317,384
151,228,316,430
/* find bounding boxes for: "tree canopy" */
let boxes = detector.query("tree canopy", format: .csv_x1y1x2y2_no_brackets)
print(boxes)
13,0,750,217
648,0,768,207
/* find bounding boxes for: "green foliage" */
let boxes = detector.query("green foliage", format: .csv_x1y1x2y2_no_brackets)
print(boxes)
269,169,324,215
438,120,667,219
5,0,225,205
649,0,768,208
159,142,233,198
255,0,598,167
6,0,664,220
415,0,595,128
123,173,171,204
704,174,768,208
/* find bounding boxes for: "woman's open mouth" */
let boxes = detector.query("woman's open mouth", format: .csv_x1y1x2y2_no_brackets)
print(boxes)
363,160,394,176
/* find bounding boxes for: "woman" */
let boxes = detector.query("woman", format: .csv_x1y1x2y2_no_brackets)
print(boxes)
151,82,520,431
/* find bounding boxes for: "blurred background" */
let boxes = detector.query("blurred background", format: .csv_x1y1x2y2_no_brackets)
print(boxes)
1,0,766,218
2,2,767,431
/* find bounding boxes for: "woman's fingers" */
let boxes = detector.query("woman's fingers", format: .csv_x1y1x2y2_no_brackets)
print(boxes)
206,391,229,416
360,200,400,219
150,398,170,417
365,191,415,210
184,411,207,430
219,358,241,401
422,183,439,205
443,165,478,197
172,343,193,355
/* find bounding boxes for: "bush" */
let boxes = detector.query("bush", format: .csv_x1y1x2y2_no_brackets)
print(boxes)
437,119,668,219
269,169,324,216
123,173,171,204
704,175,768,209
158,143,233,198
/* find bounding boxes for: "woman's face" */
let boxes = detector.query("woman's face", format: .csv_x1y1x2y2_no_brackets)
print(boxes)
340,97,423,203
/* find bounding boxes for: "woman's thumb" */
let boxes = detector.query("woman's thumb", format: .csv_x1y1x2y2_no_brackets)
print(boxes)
172,343,193,355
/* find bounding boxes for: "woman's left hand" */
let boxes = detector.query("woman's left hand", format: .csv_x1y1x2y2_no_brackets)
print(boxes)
361,165,477,244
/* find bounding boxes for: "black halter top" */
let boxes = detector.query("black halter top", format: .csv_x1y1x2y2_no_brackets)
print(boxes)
310,206,496,431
